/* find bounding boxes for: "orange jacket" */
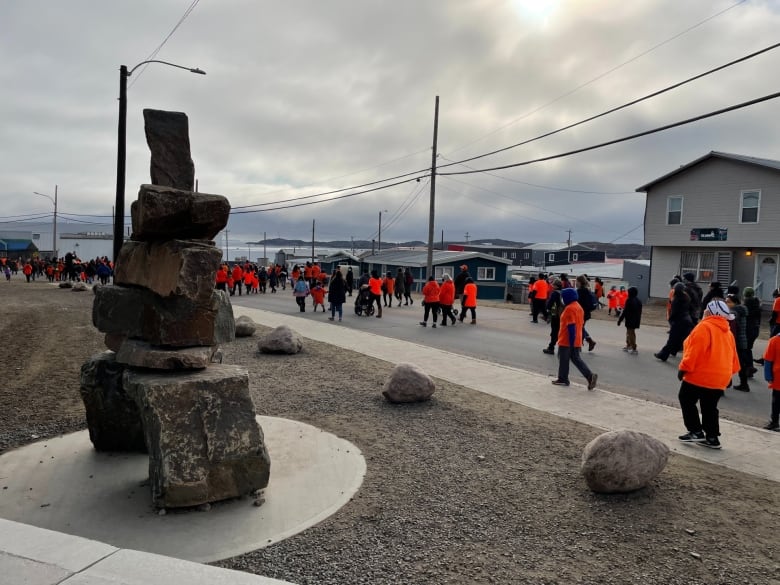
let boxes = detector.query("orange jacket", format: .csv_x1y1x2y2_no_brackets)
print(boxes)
679,316,740,390
23,263,32,275
303,265,313,279
215,267,228,284
383,276,395,295
533,279,549,300
558,301,585,347
439,280,455,305
422,280,440,303
311,264,321,279
616,290,628,308
369,277,383,296
594,281,604,300
763,334,780,391
310,286,326,304
243,271,253,285
607,289,618,309
463,282,477,308
231,265,243,282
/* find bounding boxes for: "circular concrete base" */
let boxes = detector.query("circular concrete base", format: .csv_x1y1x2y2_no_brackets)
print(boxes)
0,416,365,562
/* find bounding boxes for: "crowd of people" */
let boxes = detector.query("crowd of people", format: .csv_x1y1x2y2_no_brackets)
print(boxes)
1,253,113,285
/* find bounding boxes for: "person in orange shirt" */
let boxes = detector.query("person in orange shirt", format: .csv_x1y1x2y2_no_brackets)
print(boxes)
419,275,440,327
368,270,383,318
530,273,549,323
593,277,605,310
438,274,457,326
215,265,229,291
231,264,244,296
606,286,618,316
459,277,478,325
243,268,254,294
22,262,33,283
552,287,597,389
616,286,628,314
770,288,780,336
311,262,321,285
310,282,327,312
677,299,740,449
762,331,780,431
303,262,313,285
382,271,395,308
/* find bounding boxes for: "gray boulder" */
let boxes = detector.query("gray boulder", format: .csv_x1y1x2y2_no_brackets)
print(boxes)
258,325,302,354
59,281,72,288
382,362,436,403
235,315,257,337
115,339,217,370
143,108,195,191
581,429,669,493
72,282,88,291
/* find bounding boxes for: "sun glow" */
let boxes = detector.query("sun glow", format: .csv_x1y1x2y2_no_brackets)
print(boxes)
510,0,560,24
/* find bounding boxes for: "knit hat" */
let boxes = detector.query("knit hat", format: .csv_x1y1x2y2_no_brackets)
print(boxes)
683,272,696,282
743,286,755,298
706,299,734,320
561,288,578,305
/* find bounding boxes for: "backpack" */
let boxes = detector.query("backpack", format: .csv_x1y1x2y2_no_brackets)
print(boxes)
294,279,309,294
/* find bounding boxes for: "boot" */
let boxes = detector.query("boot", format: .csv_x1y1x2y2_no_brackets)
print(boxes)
470,319,476,325
542,346,555,355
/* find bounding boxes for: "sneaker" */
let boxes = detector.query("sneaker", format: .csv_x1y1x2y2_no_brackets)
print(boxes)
678,431,705,443
542,348,555,355
621,346,630,352
432,323,437,328
587,373,598,390
732,384,750,392
551,379,570,386
630,349,638,355
653,352,667,362
587,339,596,352
699,437,722,449
470,319,477,325
419,322,427,327
327,317,334,321
763,421,780,431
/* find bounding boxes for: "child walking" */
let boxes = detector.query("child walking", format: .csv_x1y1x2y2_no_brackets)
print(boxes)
617,286,642,354
310,282,327,312
762,331,780,431
551,288,598,390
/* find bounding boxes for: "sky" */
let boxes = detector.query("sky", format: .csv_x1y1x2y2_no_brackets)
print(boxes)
2,0,780,250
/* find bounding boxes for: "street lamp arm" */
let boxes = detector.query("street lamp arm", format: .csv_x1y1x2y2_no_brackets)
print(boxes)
32,191,55,205
127,60,206,77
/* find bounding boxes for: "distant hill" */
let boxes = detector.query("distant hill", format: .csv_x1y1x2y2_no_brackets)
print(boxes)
251,238,649,259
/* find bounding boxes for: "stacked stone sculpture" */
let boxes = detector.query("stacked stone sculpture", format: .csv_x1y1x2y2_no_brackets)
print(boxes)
80,109,270,508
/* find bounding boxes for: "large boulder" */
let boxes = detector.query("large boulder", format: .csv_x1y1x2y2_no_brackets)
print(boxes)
93,286,235,347
581,430,669,494
79,352,146,452
382,362,436,403
115,339,217,370
143,109,195,191
234,315,257,337
258,325,302,354
130,184,230,242
125,364,271,508
114,239,221,303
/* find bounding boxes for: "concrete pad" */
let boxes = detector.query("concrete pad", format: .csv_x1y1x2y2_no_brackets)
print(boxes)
0,416,365,562
0,550,72,585
62,549,293,585
233,306,780,483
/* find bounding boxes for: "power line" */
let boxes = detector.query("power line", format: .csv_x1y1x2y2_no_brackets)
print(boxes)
448,0,749,154
438,91,780,177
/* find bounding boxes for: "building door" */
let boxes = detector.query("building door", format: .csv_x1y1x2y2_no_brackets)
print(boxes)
755,254,778,302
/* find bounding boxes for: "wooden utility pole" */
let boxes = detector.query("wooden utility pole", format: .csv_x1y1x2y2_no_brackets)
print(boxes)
426,96,440,278
263,231,267,266
311,220,315,263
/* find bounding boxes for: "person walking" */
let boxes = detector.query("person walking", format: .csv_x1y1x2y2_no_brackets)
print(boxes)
454,264,470,297
654,283,694,361
530,272,549,323
682,272,703,324
676,299,740,449
743,287,761,372
438,274,457,326
395,268,405,306
725,294,751,391
459,277,478,324
542,279,563,355
403,268,414,306
293,274,310,312
770,288,780,337
617,286,642,354
345,267,354,297
327,269,347,322
606,286,618,316
701,281,725,306
419,275,440,328
761,330,780,431
576,275,597,351
382,271,395,308
593,277,605,309
368,270,383,318
551,288,598,390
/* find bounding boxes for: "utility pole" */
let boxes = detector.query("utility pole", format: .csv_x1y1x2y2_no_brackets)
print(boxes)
311,220,315,263
351,236,354,255
263,231,267,266
224,230,229,261
426,96,439,278
441,229,444,251
464,232,470,244
566,229,572,264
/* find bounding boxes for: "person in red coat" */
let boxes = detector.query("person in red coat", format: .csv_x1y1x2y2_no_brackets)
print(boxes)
438,274,457,326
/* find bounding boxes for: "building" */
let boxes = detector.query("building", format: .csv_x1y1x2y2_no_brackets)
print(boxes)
638,151,780,304
518,243,606,267
447,243,525,265
0,221,115,261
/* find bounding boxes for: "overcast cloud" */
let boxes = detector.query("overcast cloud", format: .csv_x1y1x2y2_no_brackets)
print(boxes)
2,0,779,249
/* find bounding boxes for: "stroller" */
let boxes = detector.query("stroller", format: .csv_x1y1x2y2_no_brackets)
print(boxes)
354,284,375,316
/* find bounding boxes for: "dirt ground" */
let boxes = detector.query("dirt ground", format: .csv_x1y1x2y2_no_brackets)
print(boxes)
1,278,779,585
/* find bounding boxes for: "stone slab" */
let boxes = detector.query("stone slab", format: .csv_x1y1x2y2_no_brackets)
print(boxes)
143,108,195,191
115,340,216,370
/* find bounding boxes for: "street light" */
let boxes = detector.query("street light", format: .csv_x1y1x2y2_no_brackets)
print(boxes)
378,209,388,252
33,185,58,260
114,60,206,264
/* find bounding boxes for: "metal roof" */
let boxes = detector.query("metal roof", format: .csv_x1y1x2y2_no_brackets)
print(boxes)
636,151,780,192
358,249,513,267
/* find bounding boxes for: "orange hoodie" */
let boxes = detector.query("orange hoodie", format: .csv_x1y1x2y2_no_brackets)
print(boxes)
678,315,740,390
422,280,440,303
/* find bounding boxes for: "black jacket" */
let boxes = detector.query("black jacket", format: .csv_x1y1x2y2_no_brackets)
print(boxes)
617,287,642,329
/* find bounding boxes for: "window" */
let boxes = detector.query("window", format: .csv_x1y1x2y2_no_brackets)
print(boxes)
740,190,760,223
477,267,495,281
511,252,516,259
524,252,530,259
667,196,683,225
571,253,578,261
32,233,41,240
680,251,715,282
434,265,453,279
502,252,507,258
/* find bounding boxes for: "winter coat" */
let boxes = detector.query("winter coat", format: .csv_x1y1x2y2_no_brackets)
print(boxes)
328,276,347,304
730,304,748,350
679,316,740,390
576,285,593,321
617,287,642,329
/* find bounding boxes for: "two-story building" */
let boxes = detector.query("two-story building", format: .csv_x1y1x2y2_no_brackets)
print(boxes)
638,151,780,304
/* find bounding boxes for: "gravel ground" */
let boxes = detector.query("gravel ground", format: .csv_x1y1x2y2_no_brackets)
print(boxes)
1,279,779,585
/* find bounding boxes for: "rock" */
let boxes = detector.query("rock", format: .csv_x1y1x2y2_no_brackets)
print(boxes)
235,315,257,337
382,362,436,403
143,109,195,191
72,282,88,291
58,281,72,288
581,429,669,493
115,339,217,370
104,333,125,352
79,352,146,452
114,239,221,303
93,286,235,347
125,364,271,508
258,325,302,354
130,184,230,241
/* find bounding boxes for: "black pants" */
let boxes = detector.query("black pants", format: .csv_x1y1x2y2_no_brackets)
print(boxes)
557,346,592,383
771,390,780,425
657,320,693,359
460,306,476,321
440,304,456,325
678,381,723,439
422,302,439,323
531,298,547,322
296,296,306,312
548,317,560,349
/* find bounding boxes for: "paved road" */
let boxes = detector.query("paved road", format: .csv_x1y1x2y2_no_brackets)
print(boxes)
232,291,771,426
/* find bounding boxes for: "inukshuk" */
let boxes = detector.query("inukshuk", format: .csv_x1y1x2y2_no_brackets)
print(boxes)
80,109,270,508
